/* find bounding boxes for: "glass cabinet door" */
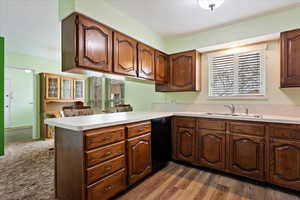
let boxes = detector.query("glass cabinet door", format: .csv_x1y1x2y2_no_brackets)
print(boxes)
46,75,60,100
61,77,73,100
74,79,84,100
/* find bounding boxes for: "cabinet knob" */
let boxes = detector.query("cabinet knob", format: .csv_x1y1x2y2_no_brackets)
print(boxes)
103,185,112,193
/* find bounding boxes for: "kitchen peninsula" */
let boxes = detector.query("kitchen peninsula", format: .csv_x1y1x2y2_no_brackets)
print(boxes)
45,112,300,200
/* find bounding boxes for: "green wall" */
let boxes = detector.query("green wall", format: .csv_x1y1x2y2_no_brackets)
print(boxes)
0,37,4,156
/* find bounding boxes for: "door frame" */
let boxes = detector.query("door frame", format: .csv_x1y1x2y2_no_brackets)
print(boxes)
5,66,38,140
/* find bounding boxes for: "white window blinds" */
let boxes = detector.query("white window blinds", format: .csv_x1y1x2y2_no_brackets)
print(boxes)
208,45,266,98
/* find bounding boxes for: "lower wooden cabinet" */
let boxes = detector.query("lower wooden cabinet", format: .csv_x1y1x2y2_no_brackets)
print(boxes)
269,138,300,190
175,127,196,162
87,169,126,200
228,134,265,180
197,130,225,170
127,133,152,185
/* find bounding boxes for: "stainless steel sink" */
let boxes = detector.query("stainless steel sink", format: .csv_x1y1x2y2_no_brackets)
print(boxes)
204,112,262,119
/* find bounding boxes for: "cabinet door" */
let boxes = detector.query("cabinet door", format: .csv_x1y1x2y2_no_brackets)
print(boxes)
155,51,168,83
270,139,300,190
113,32,138,76
281,29,300,87
61,77,73,100
169,51,196,91
138,43,155,80
175,127,196,162
127,134,152,185
228,134,265,180
197,130,225,170
74,79,84,100
77,15,112,72
45,74,60,100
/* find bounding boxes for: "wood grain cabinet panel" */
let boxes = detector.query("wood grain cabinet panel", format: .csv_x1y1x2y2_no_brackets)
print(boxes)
197,119,226,131
281,29,300,88
85,126,125,150
77,15,113,72
138,43,155,80
87,169,126,200
175,127,196,162
126,121,151,138
127,133,152,185
85,141,125,167
155,51,169,83
86,155,125,185
270,138,300,190
228,134,265,180
113,32,138,76
197,130,225,170
62,13,113,73
169,50,200,91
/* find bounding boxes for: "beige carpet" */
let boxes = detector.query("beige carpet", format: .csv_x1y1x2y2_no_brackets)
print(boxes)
0,129,55,200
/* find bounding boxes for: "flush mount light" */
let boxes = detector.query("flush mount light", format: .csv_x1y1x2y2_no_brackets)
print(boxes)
198,0,224,11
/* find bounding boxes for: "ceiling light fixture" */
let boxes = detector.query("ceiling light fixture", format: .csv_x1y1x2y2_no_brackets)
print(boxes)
198,0,224,11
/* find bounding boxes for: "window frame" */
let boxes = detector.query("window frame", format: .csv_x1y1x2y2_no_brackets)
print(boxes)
207,44,267,99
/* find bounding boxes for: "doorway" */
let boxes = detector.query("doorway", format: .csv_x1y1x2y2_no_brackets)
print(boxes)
4,67,37,144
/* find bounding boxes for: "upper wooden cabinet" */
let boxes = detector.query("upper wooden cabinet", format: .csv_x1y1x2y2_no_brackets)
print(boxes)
113,32,138,77
155,51,169,83
138,43,155,80
281,29,300,88
156,50,201,92
45,74,60,100
61,77,73,100
170,50,200,91
62,13,113,73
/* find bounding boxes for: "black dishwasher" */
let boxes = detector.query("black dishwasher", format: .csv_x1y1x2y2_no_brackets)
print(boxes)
151,117,171,173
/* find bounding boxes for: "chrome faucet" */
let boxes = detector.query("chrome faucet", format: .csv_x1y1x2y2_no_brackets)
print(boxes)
224,104,236,115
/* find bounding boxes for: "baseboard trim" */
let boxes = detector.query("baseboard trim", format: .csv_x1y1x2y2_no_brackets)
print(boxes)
5,126,33,132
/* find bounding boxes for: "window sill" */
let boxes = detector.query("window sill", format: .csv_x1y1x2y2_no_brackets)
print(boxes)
207,96,268,100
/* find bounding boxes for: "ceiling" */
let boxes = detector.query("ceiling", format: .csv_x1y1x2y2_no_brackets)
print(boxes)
105,0,300,37
0,0,61,60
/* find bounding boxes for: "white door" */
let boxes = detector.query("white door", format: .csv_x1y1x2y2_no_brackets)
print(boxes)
4,79,12,128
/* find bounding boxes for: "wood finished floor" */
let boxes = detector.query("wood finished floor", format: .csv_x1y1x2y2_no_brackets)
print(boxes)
115,162,300,200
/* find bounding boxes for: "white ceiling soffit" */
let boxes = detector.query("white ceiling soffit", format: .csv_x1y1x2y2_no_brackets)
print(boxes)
104,0,300,37
197,33,280,53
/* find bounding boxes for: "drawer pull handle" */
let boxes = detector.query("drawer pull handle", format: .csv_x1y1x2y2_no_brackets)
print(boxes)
103,151,112,157
103,185,112,193
138,127,144,131
103,136,112,140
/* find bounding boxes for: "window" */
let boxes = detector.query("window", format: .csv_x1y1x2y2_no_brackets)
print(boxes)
208,44,266,98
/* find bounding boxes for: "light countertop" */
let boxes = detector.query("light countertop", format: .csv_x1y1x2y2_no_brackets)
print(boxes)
44,111,300,131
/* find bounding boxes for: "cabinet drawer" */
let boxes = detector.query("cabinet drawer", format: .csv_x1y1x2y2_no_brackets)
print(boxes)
229,122,265,136
86,141,125,167
87,169,126,200
173,117,196,128
127,121,151,138
85,126,125,150
269,125,300,140
86,155,125,185
197,118,226,131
